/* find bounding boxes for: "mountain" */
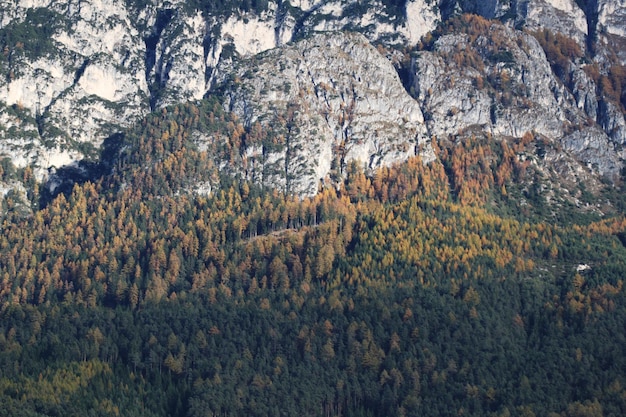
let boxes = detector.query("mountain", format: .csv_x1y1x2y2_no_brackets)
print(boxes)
0,0,437,184
211,31,433,196
3,3,626,416
0,0,625,203
2,94,626,416
411,14,622,197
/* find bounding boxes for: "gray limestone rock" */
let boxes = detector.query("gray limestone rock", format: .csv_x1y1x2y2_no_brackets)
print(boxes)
410,19,621,178
0,0,624,197
0,0,149,178
212,31,433,196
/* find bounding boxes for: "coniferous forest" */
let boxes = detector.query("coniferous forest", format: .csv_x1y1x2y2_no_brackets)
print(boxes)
1,99,626,417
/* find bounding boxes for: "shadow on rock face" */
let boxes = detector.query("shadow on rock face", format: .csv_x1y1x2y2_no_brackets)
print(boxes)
38,133,126,209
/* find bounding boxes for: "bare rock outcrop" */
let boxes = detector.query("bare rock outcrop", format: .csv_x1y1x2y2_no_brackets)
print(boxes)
211,31,433,196
410,18,621,179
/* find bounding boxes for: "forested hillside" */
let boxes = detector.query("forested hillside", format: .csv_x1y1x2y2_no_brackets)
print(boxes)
1,98,625,417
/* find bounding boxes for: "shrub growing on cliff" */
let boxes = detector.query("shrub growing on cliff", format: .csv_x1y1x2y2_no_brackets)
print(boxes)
532,29,583,85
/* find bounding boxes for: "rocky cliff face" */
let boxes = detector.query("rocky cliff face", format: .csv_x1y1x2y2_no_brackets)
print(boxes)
0,0,438,180
0,0,149,176
0,0,624,199
410,17,621,181
595,0,626,64
210,31,432,196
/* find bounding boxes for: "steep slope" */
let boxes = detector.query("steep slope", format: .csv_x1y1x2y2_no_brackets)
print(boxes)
0,0,149,175
2,3,626,416
410,15,621,189
0,0,625,203
441,0,625,58
0,0,439,183
593,0,626,64
2,104,626,415
211,31,433,196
